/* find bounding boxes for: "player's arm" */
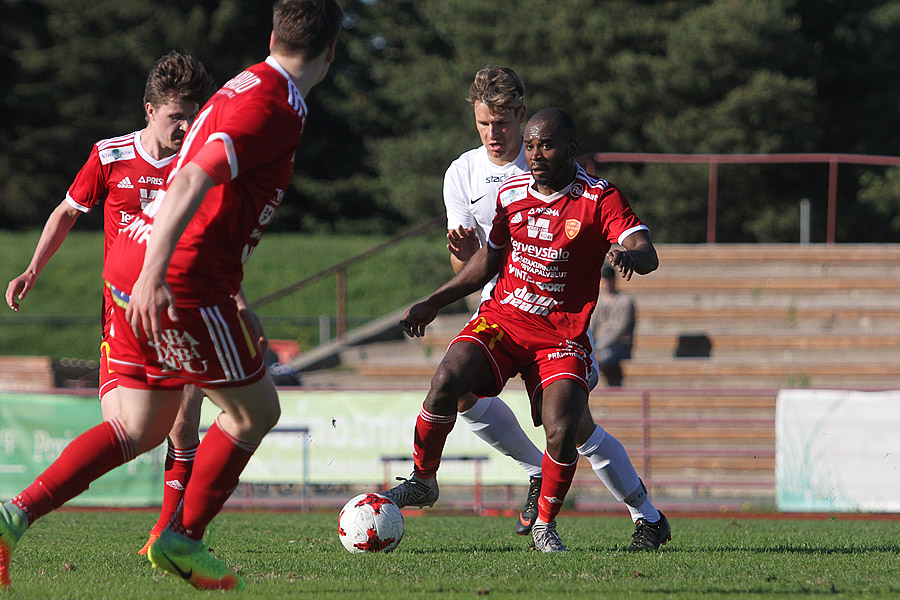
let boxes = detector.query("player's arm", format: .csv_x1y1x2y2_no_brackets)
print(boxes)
607,230,658,281
6,201,81,310
400,244,502,337
447,226,480,273
234,287,268,355
127,162,216,342
443,164,481,273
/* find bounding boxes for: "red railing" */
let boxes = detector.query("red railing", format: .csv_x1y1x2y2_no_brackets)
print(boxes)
585,153,900,244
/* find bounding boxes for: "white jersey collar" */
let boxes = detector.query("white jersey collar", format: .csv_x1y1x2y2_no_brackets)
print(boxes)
134,129,176,169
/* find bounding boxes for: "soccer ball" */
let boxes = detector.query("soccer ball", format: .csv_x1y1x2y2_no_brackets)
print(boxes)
338,493,404,553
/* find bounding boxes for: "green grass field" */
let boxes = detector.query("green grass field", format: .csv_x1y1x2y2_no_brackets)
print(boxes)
3,510,900,599
0,229,451,360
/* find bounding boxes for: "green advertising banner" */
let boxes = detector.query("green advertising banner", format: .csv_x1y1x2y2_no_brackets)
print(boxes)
201,389,543,486
0,388,545,505
0,392,166,506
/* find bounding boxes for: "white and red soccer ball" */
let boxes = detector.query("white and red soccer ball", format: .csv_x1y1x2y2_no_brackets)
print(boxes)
338,493,404,553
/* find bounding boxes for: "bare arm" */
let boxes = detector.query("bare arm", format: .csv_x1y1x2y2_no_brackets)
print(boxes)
6,201,81,310
606,230,658,280
400,245,502,337
126,163,216,342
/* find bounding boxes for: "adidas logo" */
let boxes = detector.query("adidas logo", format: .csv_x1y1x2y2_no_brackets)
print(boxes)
165,480,185,491
511,212,523,224
543,495,562,504
117,177,134,189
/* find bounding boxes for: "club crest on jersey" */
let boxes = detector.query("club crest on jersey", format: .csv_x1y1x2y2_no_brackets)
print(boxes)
564,219,581,239
99,146,136,164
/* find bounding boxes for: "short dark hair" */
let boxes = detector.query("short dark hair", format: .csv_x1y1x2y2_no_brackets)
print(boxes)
527,107,576,142
467,65,525,113
271,0,344,59
143,51,213,114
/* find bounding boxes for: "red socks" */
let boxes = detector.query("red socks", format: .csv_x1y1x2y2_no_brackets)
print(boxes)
12,420,135,523
150,442,197,535
413,407,456,478
537,451,578,523
171,420,258,540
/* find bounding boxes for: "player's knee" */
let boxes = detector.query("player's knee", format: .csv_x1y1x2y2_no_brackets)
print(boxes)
427,367,466,413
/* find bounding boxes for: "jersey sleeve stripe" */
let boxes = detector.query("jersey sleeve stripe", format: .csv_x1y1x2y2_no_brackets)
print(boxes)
206,133,239,180
617,224,649,245
64,193,91,213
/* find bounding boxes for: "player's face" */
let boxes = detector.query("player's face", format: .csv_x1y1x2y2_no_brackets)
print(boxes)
146,96,200,154
524,123,576,193
473,101,525,166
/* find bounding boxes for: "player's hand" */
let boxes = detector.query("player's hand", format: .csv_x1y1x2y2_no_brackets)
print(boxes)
399,301,439,337
126,272,178,344
239,305,269,356
447,227,480,264
607,249,636,280
5,273,35,311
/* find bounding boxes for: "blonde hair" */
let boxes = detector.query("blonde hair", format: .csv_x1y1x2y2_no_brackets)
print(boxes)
467,65,525,113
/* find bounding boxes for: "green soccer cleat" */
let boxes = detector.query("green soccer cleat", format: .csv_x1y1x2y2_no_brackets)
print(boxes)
0,504,27,589
147,530,245,591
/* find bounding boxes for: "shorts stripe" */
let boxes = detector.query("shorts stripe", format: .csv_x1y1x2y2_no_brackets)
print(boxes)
200,306,245,381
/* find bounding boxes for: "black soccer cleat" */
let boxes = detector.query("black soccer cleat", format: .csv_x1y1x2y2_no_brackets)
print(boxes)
628,511,671,550
514,476,542,535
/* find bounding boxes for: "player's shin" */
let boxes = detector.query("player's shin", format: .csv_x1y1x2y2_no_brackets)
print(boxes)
459,396,542,476
536,451,578,524
173,419,258,540
577,425,660,522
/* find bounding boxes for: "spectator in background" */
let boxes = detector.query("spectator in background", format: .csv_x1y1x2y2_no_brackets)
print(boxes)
592,263,636,387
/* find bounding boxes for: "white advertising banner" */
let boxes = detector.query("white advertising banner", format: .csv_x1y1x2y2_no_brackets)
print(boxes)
200,389,544,486
776,389,900,512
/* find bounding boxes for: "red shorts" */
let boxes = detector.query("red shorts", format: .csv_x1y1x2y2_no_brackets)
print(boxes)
105,285,265,390
449,306,592,425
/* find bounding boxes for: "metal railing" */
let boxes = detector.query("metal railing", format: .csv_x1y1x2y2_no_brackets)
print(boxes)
585,152,900,244
249,216,444,339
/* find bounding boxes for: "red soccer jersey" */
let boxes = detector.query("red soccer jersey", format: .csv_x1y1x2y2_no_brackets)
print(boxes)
486,164,648,343
66,131,174,259
104,57,307,307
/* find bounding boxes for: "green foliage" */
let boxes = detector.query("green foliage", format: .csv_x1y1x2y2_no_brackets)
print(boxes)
4,0,900,239
0,230,449,359
6,510,900,598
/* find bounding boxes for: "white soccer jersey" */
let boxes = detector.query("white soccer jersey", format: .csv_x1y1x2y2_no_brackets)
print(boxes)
443,144,528,301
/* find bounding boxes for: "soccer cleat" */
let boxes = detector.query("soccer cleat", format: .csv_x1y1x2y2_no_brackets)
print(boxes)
138,531,160,556
147,530,245,591
381,474,439,509
628,511,671,550
531,520,568,552
0,505,26,588
514,476,541,535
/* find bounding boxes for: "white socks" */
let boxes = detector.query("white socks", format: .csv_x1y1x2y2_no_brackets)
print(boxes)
459,396,543,478
577,424,660,522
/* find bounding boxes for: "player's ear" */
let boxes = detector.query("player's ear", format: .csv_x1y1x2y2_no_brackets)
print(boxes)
145,102,155,121
269,31,277,53
516,106,526,125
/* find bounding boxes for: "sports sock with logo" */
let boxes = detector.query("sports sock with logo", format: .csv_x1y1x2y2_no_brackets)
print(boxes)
173,419,258,540
413,406,456,479
11,419,135,523
536,451,578,523
151,441,197,535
